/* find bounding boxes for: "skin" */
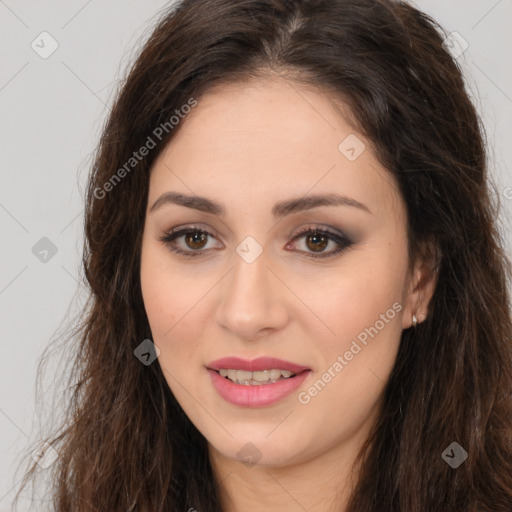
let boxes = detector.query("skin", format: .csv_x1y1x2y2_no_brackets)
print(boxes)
140,75,437,512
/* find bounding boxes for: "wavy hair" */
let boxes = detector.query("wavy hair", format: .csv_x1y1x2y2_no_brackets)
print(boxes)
12,0,512,510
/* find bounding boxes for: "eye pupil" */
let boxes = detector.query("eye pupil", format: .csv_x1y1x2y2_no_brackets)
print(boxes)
306,232,328,252
185,231,207,249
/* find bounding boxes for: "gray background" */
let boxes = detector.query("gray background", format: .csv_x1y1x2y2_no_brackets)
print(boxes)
1,1,511,510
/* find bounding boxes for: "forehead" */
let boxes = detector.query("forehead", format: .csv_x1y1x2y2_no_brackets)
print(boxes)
149,77,403,221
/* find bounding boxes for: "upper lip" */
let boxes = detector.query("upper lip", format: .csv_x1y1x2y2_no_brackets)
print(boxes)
207,356,310,373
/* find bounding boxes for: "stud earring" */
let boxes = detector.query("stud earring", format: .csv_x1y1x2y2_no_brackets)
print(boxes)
412,313,418,327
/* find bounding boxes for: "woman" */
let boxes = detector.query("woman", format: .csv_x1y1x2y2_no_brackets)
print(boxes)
13,0,512,510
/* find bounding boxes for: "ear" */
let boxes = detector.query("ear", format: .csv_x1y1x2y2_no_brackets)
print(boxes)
402,238,441,329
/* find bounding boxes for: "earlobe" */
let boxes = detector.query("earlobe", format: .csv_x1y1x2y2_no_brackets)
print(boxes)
404,240,441,330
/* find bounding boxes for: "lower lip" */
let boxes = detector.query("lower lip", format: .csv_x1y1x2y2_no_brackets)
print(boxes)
207,368,311,407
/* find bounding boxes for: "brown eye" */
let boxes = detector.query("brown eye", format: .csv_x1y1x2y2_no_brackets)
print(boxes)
158,226,220,257
288,226,353,259
184,231,208,250
305,232,329,253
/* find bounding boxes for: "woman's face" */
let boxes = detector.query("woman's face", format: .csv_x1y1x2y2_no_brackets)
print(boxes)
140,77,428,469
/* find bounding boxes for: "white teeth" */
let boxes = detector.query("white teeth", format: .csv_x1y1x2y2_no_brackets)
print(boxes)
268,369,282,380
218,368,297,384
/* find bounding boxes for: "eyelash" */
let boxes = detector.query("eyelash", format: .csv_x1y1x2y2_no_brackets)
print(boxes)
157,224,353,259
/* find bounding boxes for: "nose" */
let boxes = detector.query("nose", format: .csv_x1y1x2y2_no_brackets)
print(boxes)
215,246,289,341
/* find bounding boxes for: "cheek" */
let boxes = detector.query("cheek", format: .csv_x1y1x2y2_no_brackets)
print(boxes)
140,249,216,428
304,249,406,348
296,265,405,442
140,244,207,362
302,242,407,408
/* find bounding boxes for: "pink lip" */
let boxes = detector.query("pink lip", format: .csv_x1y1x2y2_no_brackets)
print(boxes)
206,356,310,373
208,368,311,407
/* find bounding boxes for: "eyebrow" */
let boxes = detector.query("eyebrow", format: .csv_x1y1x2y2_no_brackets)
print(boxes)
149,191,372,218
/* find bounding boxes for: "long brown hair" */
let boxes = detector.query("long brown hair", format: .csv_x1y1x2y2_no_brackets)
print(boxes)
12,0,512,510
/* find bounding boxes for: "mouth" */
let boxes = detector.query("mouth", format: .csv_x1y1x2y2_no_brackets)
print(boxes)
211,368,310,386
207,365,312,407
206,356,311,386
206,357,312,407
